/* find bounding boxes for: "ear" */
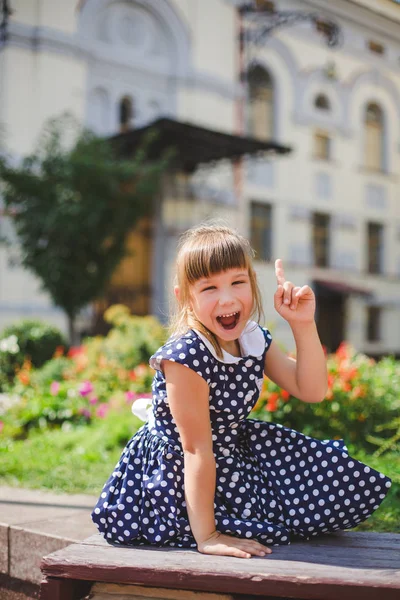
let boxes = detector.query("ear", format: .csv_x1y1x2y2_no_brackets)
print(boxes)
174,285,180,301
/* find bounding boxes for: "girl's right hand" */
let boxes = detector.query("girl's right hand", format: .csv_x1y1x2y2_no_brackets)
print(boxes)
197,531,272,559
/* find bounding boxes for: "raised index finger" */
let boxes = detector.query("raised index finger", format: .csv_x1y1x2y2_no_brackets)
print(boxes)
275,258,286,286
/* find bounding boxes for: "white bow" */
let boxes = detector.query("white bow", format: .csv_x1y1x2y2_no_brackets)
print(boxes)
131,397,153,422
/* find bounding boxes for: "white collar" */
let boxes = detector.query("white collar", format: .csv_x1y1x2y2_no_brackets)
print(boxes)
192,320,265,364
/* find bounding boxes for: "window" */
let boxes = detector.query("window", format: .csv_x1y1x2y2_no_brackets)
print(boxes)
364,102,384,171
248,65,274,141
368,40,385,55
312,212,330,268
366,306,381,342
367,222,384,274
315,94,330,111
250,202,272,261
119,96,134,133
314,130,331,160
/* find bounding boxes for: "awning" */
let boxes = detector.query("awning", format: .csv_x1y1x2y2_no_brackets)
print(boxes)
110,117,292,172
313,279,373,298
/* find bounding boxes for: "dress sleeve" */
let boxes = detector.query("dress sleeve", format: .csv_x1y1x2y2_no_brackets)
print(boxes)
260,326,273,354
149,334,212,385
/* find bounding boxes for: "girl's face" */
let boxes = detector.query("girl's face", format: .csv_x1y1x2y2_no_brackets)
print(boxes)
188,268,253,345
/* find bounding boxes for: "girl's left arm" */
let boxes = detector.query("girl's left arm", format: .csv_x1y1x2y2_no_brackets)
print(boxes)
263,259,328,404
264,322,328,403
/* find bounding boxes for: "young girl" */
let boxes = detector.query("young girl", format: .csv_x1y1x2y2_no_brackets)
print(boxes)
91,224,392,559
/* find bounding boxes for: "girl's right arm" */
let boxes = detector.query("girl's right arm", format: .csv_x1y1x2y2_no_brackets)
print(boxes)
163,360,271,559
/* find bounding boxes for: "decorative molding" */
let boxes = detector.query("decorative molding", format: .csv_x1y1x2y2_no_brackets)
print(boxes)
301,0,400,43
344,68,400,126
78,0,192,78
293,66,347,132
6,20,239,101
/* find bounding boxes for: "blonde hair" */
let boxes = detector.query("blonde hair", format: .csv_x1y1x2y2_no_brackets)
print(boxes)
168,222,264,358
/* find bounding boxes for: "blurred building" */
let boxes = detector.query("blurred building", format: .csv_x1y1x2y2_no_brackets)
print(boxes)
0,0,399,357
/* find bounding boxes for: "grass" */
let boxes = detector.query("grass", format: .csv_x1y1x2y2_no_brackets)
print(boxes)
0,411,136,494
0,412,399,532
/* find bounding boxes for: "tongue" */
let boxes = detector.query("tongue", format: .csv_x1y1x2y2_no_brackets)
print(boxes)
219,314,236,328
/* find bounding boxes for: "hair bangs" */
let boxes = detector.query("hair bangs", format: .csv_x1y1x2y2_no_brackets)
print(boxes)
184,235,249,284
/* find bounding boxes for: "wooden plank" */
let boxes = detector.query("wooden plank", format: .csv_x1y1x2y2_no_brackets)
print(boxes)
39,536,400,600
39,576,92,600
79,531,400,551
59,532,400,567
89,582,235,599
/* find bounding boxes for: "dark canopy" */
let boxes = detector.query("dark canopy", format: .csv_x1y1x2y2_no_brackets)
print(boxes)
313,279,373,298
110,117,291,172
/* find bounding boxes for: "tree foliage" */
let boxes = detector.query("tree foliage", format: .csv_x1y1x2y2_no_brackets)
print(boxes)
0,113,171,342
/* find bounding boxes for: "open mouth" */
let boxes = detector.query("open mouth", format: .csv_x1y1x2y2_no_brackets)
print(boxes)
216,311,240,331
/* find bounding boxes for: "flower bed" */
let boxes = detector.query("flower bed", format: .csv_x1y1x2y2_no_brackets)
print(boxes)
0,306,164,439
250,342,400,457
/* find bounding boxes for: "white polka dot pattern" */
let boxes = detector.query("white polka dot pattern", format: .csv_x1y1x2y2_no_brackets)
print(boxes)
91,324,392,549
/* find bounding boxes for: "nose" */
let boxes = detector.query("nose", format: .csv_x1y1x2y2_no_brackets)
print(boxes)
218,287,235,306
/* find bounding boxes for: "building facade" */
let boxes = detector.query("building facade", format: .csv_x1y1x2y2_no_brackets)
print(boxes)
0,0,399,356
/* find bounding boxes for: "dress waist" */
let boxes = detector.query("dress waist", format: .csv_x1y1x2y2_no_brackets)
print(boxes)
145,416,245,456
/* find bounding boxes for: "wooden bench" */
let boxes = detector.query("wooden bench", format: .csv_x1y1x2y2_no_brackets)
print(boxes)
39,531,400,600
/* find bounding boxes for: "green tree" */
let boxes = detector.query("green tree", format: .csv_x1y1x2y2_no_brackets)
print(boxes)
0,113,170,344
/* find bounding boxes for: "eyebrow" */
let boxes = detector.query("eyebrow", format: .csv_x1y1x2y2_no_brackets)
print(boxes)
197,272,249,285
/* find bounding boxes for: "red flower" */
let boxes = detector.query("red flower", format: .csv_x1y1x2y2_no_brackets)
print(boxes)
266,392,280,412
336,342,351,361
280,389,290,401
352,385,366,400
67,346,85,357
53,346,64,358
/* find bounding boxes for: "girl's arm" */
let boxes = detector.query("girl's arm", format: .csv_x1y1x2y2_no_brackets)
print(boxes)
163,360,217,545
263,259,328,404
264,322,328,403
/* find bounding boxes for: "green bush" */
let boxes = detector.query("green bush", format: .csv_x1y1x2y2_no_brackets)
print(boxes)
0,307,166,440
0,319,68,391
250,342,400,454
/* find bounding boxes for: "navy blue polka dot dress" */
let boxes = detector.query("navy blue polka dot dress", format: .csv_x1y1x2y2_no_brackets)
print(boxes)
91,320,392,548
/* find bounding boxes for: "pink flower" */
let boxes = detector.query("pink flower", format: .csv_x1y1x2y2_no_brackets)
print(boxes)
79,380,93,397
89,396,98,405
78,408,91,418
50,381,60,395
95,403,109,419
125,391,152,404
0,421,3,433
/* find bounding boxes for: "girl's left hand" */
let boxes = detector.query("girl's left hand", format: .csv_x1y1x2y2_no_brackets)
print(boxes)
274,259,316,324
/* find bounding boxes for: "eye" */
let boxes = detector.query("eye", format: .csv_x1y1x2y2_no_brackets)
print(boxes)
233,280,245,285
202,286,216,292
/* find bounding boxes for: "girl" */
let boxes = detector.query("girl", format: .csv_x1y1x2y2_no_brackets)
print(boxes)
91,223,391,559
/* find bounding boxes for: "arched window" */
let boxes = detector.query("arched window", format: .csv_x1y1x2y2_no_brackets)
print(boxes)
364,102,384,171
248,65,274,140
119,96,134,133
315,93,330,111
